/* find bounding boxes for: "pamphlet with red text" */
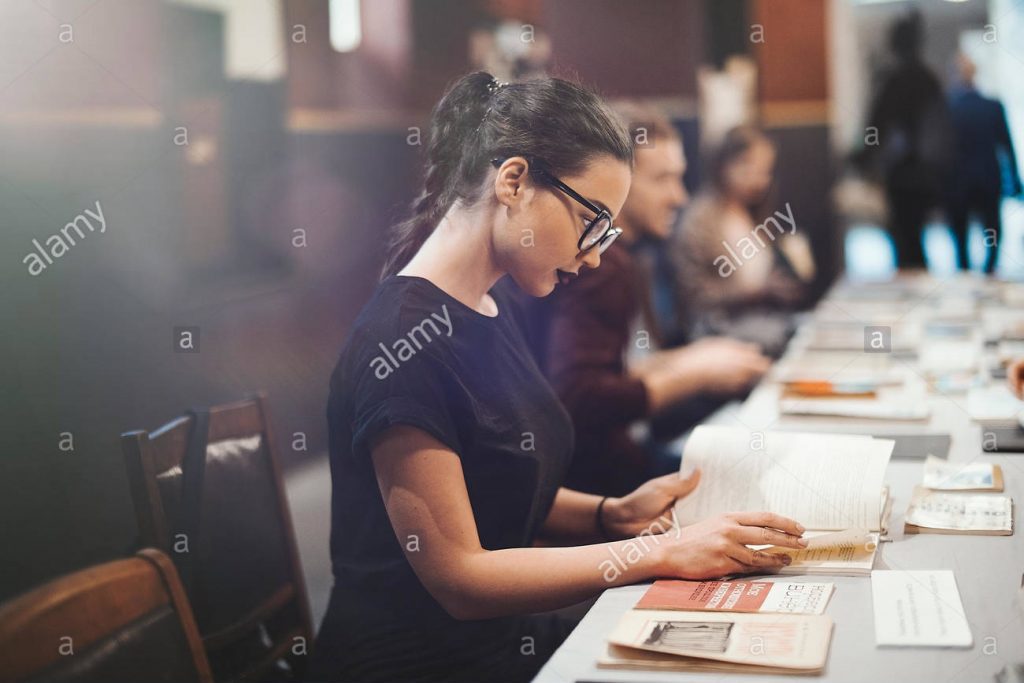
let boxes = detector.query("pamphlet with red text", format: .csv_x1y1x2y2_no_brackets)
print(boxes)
637,579,833,615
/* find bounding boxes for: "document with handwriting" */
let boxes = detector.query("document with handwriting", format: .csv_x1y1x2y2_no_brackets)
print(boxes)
871,570,972,647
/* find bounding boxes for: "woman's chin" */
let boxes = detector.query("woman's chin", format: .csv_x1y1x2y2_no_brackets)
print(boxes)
511,272,557,298
529,279,557,298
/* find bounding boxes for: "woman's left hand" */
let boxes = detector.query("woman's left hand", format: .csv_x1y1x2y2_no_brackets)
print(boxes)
603,467,701,539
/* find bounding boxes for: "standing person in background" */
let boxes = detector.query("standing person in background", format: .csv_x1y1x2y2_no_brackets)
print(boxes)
946,51,1022,274
543,104,771,498
867,10,951,268
672,125,813,357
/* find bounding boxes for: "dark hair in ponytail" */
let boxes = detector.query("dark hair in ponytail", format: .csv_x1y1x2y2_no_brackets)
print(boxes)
381,71,634,278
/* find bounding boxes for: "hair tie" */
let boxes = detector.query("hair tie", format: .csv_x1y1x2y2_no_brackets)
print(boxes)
477,78,507,134
485,77,507,97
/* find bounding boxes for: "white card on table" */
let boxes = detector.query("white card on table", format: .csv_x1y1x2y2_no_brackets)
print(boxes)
871,570,972,647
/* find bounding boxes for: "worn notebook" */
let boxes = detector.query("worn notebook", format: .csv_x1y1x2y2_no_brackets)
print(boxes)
675,427,893,576
603,610,834,674
904,487,1014,536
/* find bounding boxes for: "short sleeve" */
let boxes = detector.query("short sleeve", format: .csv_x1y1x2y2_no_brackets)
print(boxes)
343,334,466,461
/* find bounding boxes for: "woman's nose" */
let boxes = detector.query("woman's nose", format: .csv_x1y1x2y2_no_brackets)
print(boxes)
579,247,601,270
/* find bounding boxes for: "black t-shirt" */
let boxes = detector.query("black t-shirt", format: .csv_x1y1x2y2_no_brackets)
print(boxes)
313,275,574,682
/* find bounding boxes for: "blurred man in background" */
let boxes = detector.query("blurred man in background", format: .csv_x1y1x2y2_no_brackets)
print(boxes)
541,104,770,497
946,51,1022,274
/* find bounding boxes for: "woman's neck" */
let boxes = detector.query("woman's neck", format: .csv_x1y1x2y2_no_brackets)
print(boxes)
398,205,504,317
712,191,755,221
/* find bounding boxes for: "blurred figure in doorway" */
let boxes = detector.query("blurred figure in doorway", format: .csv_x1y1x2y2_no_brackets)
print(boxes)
867,10,952,268
946,51,1022,274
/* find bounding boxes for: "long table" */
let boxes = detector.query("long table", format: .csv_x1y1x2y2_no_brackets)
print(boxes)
534,275,1024,683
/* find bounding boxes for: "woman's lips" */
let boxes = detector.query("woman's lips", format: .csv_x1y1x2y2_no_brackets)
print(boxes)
556,269,578,286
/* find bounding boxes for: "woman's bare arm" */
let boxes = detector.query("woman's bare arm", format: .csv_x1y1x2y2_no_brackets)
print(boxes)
371,426,661,619
371,425,806,621
536,487,606,545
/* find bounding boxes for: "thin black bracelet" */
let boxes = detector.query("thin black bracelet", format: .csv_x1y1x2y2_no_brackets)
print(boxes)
595,496,612,541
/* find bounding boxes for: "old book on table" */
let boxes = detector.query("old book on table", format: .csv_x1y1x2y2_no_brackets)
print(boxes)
675,427,893,576
598,643,826,675
921,455,1003,491
603,609,834,674
904,486,1013,536
636,579,834,615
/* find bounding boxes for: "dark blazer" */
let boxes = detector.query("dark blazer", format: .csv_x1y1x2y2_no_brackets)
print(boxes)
948,86,1021,196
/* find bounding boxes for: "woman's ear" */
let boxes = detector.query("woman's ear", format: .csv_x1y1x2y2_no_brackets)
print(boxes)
493,156,531,207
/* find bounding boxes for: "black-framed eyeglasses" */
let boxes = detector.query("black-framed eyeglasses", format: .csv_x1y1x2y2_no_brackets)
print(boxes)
490,158,622,254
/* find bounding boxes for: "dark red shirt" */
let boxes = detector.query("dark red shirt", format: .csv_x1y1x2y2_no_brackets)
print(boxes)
544,242,651,496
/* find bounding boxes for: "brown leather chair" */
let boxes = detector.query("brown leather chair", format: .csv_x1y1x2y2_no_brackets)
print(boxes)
0,549,213,683
121,395,313,682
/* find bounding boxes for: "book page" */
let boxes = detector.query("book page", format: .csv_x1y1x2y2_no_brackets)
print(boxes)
675,427,893,531
607,609,833,670
762,529,878,576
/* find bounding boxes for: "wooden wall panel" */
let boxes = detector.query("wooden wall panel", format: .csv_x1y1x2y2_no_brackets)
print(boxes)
751,0,829,103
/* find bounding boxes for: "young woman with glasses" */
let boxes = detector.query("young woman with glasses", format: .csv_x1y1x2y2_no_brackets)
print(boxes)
310,71,807,682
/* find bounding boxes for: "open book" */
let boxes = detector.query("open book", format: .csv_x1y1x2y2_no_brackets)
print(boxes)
602,610,834,674
675,427,894,576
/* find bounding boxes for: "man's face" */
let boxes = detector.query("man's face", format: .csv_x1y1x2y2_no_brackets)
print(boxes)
618,137,688,240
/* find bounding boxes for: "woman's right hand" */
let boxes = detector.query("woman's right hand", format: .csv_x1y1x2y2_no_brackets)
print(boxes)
654,512,808,579
640,338,766,412
671,337,771,395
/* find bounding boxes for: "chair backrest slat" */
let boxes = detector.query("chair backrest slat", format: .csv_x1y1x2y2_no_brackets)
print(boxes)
120,394,313,682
